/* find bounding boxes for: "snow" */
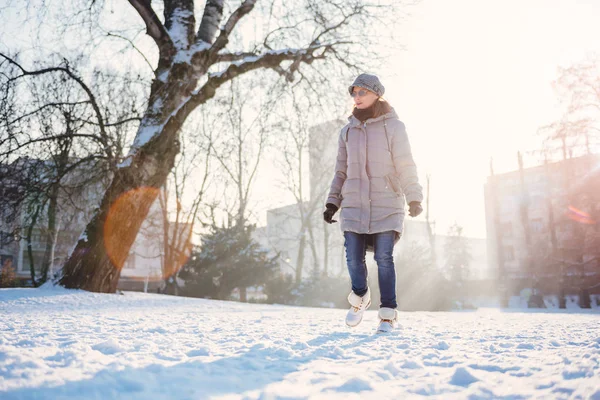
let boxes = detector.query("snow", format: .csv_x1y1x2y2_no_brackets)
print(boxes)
209,48,309,80
167,8,193,51
126,46,312,161
1,288,600,399
151,97,163,113
208,69,227,79
232,56,259,66
123,87,198,161
156,69,169,83
116,156,133,169
129,124,162,154
173,42,210,64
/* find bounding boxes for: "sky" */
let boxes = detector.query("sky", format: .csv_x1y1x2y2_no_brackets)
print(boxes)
251,0,600,239
301,0,600,239
3,0,600,240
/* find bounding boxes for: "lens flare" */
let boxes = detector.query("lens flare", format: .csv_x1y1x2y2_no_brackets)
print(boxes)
104,186,161,271
161,223,193,281
566,205,596,225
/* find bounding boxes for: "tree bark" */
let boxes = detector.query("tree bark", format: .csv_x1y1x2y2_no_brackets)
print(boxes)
56,0,339,293
307,222,320,277
40,184,58,283
59,117,183,292
26,203,42,287
295,230,306,284
322,220,329,277
197,0,224,44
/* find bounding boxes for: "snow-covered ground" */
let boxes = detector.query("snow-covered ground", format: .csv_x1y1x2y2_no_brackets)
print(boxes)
1,287,600,399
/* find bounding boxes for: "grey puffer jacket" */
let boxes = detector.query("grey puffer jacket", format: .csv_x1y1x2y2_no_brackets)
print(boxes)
326,108,423,236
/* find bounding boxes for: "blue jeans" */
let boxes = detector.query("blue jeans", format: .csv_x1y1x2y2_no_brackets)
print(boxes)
344,231,398,309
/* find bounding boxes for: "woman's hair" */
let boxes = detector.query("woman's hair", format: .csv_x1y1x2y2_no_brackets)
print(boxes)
369,98,392,118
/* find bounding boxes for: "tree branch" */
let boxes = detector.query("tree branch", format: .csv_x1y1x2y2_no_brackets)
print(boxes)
208,0,257,52
0,134,107,157
0,53,115,163
127,0,175,61
7,101,90,126
214,51,258,63
164,0,196,51
78,116,142,127
186,45,331,114
310,6,362,48
197,0,225,44
106,32,154,72
262,19,313,51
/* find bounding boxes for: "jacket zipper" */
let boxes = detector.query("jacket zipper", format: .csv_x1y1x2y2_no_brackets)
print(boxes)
364,121,370,233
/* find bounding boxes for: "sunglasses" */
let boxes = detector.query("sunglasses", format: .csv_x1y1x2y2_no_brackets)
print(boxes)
350,89,369,98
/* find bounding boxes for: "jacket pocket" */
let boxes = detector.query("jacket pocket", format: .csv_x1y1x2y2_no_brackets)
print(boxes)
384,174,402,197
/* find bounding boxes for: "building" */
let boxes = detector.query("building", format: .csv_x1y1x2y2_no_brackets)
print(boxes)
260,202,345,279
0,157,191,291
119,207,193,293
0,157,101,283
484,153,600,300
398,220,490,280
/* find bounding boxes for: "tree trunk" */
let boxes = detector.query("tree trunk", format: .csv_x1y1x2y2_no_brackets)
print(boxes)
26,203,43,287
426,175,437,267
40,184,59,283
295,231,306,284
197,0,224,44
54,0,334,293
517,152,536,307
544,159,563,308
59,29,200,292
161,192,171,286
307,222,320,277
59,123,182,293
489,160,507,307
239,286,247,302
49,222,60,280
322,220,329,277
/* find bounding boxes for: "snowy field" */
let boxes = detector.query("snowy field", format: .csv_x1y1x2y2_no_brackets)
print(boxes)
1,287,600,399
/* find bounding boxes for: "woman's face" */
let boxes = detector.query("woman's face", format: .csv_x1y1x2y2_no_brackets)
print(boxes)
352,87,378,109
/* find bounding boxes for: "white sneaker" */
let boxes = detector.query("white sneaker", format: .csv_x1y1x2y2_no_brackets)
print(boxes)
376,307,399,333
345,288,371,327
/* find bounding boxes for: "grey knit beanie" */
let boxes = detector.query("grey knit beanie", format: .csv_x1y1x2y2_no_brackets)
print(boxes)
348,73,385,97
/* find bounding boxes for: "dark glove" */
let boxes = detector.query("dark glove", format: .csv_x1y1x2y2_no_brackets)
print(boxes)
323,203,339,224
408,201,423,217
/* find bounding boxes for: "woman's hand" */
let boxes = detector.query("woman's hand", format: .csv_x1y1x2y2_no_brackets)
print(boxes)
408,201,423,217
323,203,339,224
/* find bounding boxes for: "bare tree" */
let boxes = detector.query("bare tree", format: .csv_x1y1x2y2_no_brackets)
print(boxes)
158,119,213,294
1,57,142,285
444,222,472,291
271,89,341,283
4,0,408,292
548,57,600,157
210,76,277,228
537,57,600,308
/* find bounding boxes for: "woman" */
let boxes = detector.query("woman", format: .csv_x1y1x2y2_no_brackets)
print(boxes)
323,73,423,333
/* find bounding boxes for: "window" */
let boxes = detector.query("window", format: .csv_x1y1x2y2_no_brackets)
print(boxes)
530,218,544,234
123,253,136,270
503,246,515,261
500,195,516,214
0,231,12,246
501,222,512,238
